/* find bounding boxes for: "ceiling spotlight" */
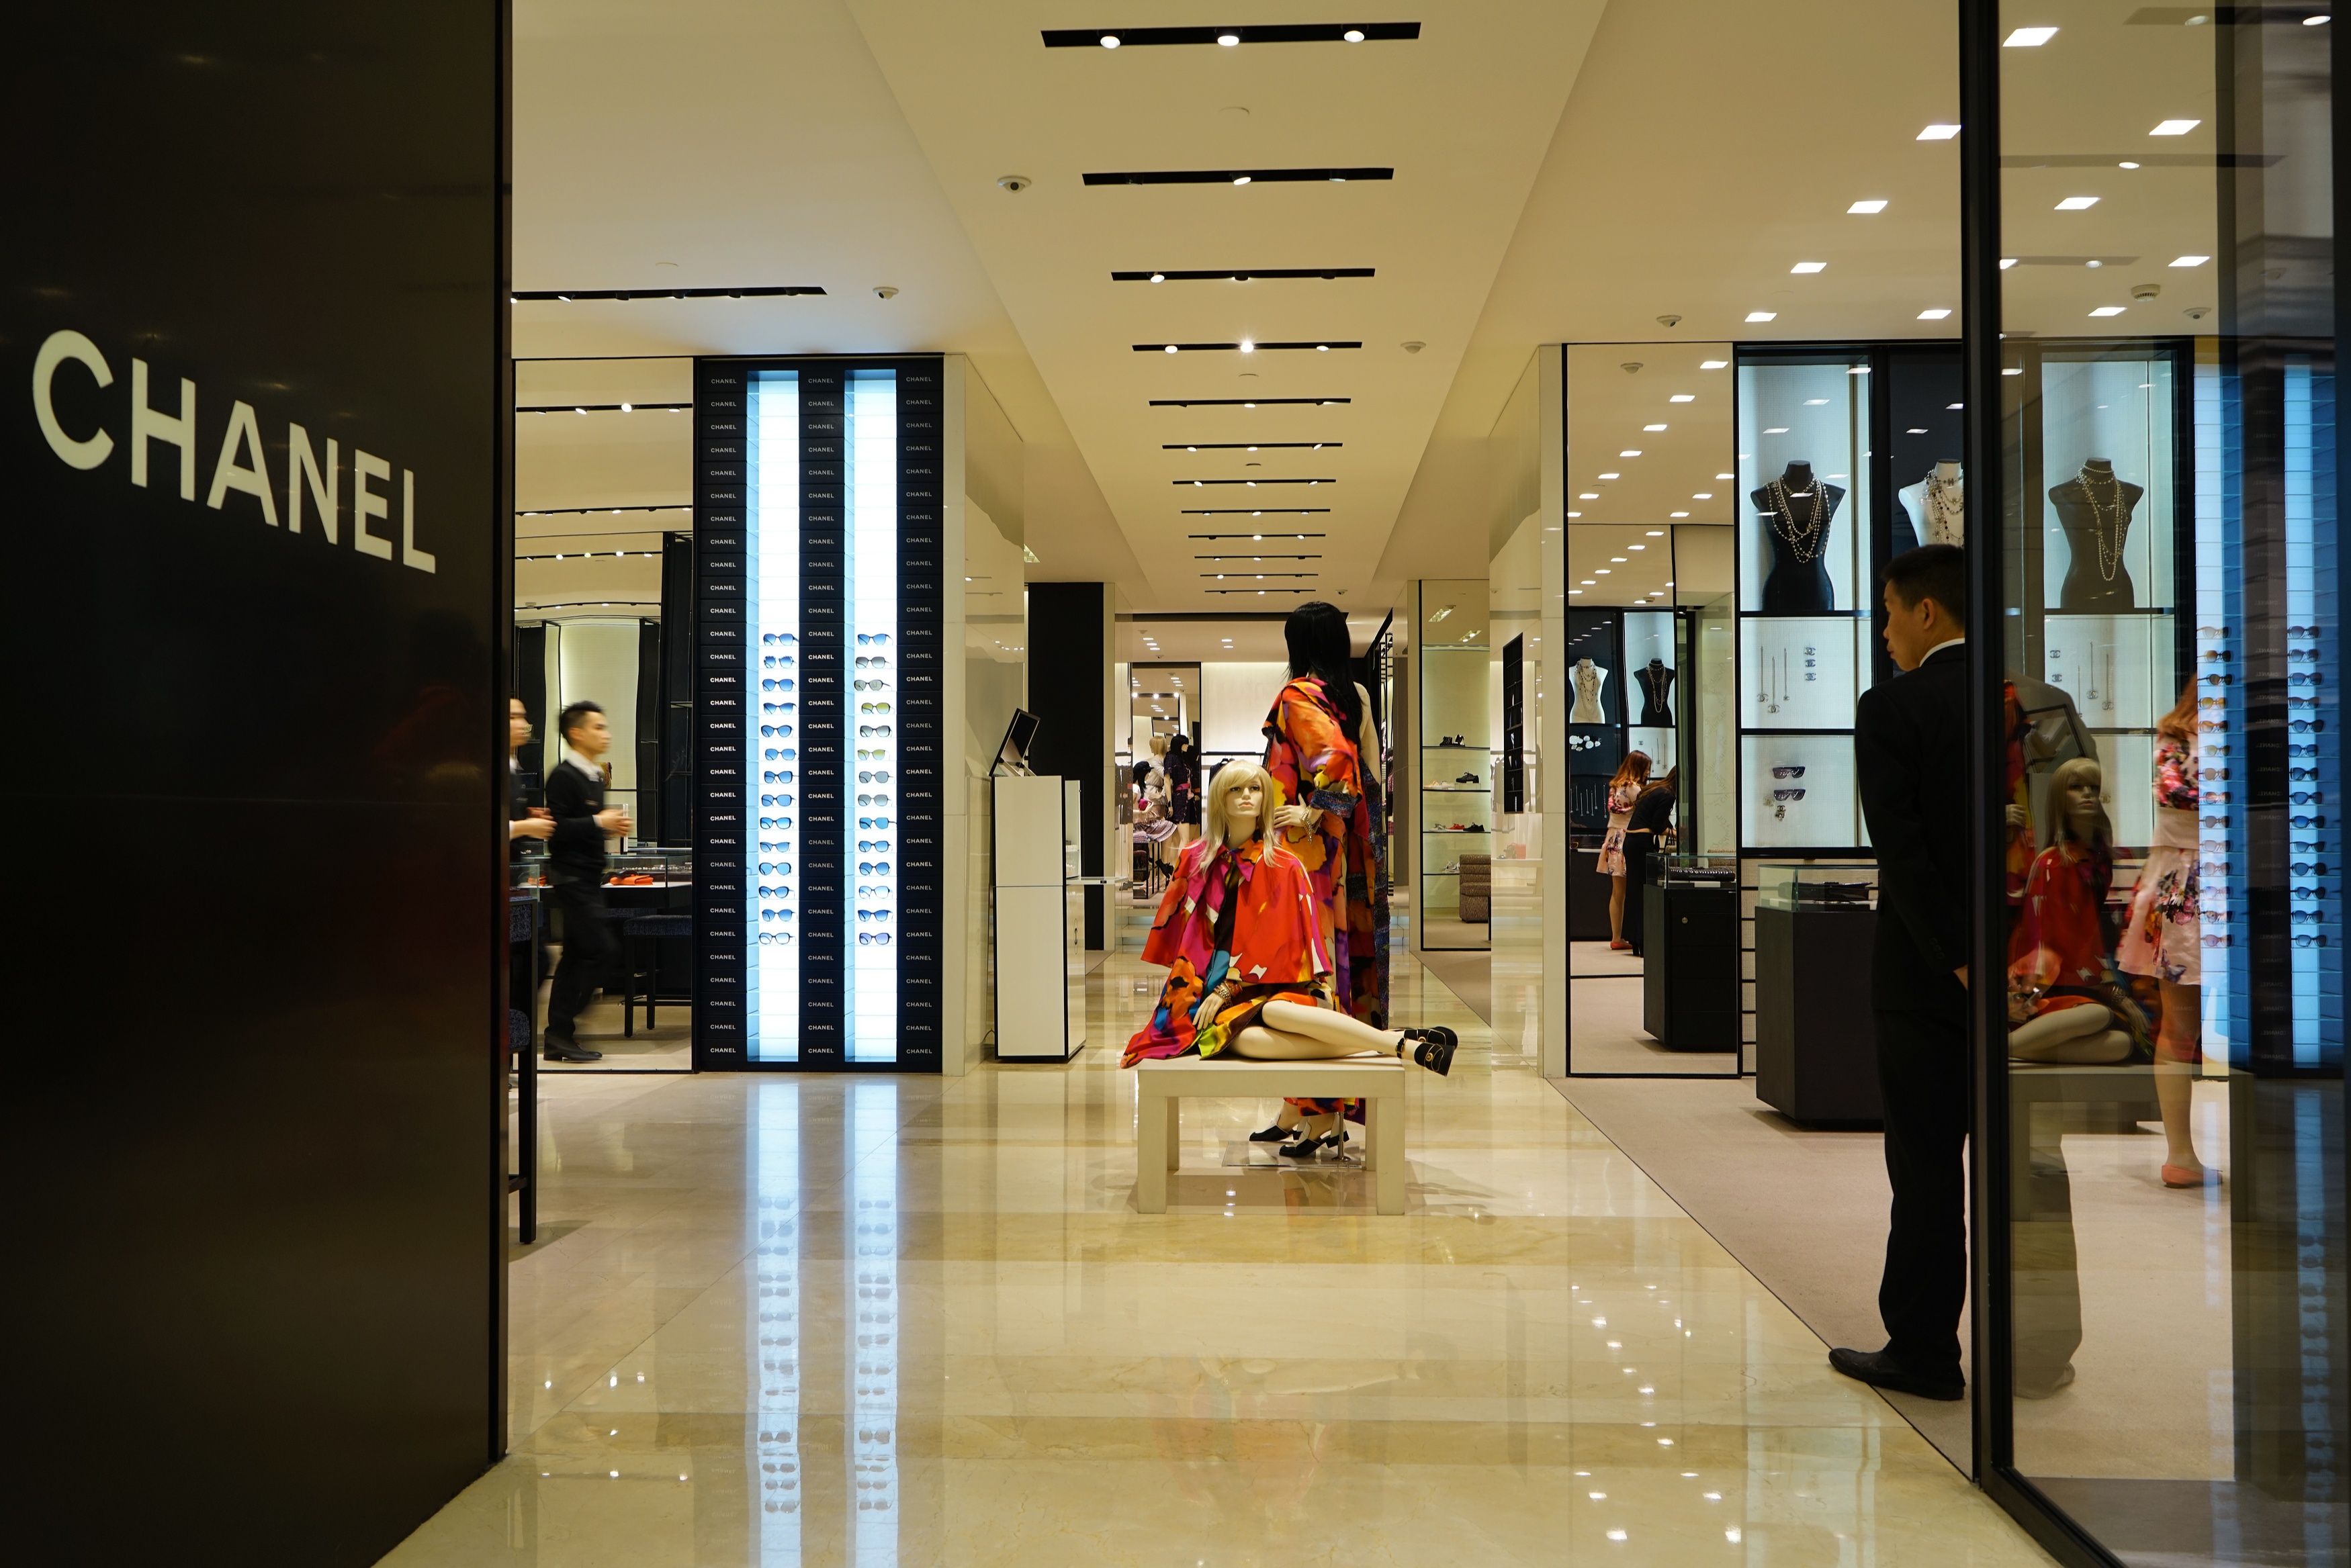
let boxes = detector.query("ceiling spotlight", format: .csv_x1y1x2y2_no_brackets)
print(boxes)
2055,195,2099,210
1149,272,1165,283
1239,339,1255,353
1343,28,1366,42
2003,26,2058,46
1217,32,1240,46
1745,311,1777,322
1669,394,1695,402
1917,123,1961,140
2151,118,2201,136
2307,12,2331,21
1099,34,1120,47
1848,199,1889,214
1164,344,1179,353
1791,261,1827,274
1232,175,1251,186
1918,308,1953,320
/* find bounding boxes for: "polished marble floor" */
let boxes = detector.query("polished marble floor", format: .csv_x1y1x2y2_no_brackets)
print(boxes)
382,949,2058,1566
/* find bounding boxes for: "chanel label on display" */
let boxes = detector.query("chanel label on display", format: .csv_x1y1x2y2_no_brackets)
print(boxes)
692,355,946,1072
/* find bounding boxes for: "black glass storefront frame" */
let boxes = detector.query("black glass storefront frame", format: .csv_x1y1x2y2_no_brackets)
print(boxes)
1959,4,2349,1565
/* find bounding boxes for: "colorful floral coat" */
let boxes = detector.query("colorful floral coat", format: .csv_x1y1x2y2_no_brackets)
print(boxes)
1122,836,1333,1068
1261,676,1389,1028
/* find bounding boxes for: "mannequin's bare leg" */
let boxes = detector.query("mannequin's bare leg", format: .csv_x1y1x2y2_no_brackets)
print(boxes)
1252,999,1406,1055
2008,1005,2110,1058
2154,980,2206,1174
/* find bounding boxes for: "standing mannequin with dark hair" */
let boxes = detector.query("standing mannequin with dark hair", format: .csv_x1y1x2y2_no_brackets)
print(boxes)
1831,545,1973,1401
542,699,633,1063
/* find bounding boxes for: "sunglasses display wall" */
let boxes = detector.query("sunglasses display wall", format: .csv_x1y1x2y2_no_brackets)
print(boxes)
691,356,946,1071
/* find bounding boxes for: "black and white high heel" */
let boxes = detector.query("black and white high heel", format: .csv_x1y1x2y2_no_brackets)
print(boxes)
1280,1127,1347,1159
1248,1122,1291,1143
1399,1026,1459,1076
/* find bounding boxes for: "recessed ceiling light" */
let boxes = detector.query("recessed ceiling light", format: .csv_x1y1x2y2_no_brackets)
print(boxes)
1804,398,1828,405
1579,492,1600,500
1239,338,1254,353
1628,544,1646,551
1218,33,1239,46
1566,510,1582,518
2004,26,2058,46
1580,580,1596,586
1100,34,1120,47
1344,28,1366,42
1745,310,1777,322
1619,449,1642,457
1670,511,1689,518
2003,367,2025,376
2151,118,2201,136
2119,160,2141,169
1646,529,1666,535
1791,261,1827,274
1917,123,1961,140
1692,492,1712,500
1232,175,1251,186
1643,423,1668,431
1700,359,1728,369
2089,305,2127,316
1848,199,1888,214
2055,195,2098,210
1716,471,1734,479
1918,308,1953,320
1595,568,1611,575
1948,402,1965,409
1149,272,1165,282
2171,255,2211,267
1164,344,1179,353
1598,472,1620,479
2000,257,2019,269
1569,588,1583,595
2305,12,2330,22
1668,394,1695,404
1610,556,1628,563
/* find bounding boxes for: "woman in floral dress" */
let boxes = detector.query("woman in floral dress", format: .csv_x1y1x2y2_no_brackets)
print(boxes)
1598,751,1651,950
2116,683,2213,1186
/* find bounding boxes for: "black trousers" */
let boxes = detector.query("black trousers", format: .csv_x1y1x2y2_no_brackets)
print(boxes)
545,878,616,1041
1873,1006,1972,1374
1622,831,1656,955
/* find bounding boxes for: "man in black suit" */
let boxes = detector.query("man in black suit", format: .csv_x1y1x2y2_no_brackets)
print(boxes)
541,700,632,1063
1831,545,1973,1401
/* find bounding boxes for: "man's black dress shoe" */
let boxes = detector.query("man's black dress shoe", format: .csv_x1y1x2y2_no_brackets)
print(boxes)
543,1035,603,1063
1827,1346,1964,1401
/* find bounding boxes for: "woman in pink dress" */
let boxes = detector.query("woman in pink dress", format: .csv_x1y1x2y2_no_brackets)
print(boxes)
1598,751,1651,950
2116,682,2214,1187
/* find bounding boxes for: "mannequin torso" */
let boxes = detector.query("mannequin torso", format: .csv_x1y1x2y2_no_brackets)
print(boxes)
1634,659,1675,725
1750,462,1845,614
2047,460,2143,610
1570,658,1609,723
1897,461,1965,550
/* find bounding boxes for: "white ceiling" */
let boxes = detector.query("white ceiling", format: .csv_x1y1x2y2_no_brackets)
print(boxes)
514,0,1985,614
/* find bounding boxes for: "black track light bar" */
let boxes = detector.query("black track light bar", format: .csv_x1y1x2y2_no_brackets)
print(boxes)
1183,514,1330,521
517,547,666,562
1202,573,1319,579
1085,167,1391,186
1163,442,1340,450
512,286,826,301
1190,531,1328,538
1151,397,1350,407
1196,554,1323,561
1047,24,1419,48
1177,477,1335,486
517,504,692,516
517,404,693,414
1205,587,1313,594
1137,341,1361,353
1114,268,1375,282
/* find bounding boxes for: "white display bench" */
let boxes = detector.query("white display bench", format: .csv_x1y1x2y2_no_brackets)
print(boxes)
1134,1055,1407,1214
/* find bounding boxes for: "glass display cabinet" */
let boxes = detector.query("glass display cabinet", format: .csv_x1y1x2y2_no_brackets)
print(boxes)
1416,580,1490,952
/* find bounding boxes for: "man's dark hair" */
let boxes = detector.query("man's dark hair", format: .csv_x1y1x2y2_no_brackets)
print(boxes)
1886,543,1967,622
558,699,604,745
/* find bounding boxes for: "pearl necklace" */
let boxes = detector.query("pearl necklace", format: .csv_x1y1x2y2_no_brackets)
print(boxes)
2078,466,2129,582
1924,474,1964,543
1765,478,1830,563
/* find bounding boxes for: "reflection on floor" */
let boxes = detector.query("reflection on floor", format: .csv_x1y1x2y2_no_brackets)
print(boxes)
1569,941,1737,1076
536,993,693,1073
384,948,2056,1566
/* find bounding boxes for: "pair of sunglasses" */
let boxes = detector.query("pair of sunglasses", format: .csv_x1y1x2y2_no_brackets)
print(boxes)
856,633,891,647
757,861,792,876
2290,721,2327,733
1771,765,1806,779
856,655,889,669
857,839,891,854
854,679,887,692
760,816,793,830
757,932,795,947
860,770,891,783
761,703,794,717
2293,933,2330,948
1773,788,1807,802
858,792,887,806
762,793,794,808
760,725,793,739
762,770,794,786
761,678,792,692
858,932,894,947
860,725,893,739
858,860,892,875
757,886,790,901
764,747,797,762
762,656,795,670
857,909,891,923
858,747,889,761
759,908,792,923
2292,815,2327,828
862,702,892,715
760,633,799,647
858,815,891,829
2291,862,2331,875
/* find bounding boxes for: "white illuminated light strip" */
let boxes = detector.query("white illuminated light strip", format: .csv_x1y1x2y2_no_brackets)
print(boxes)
846,372,900,1063
850,1083,899,1561
753,373,802,1063
752,1082,802,1559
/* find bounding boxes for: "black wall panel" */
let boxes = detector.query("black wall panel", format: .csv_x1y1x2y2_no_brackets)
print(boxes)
1028,583,1110,948
6,3,506,1561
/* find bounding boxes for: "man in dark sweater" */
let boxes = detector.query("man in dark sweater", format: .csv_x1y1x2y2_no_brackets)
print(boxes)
542,700,632,1062
1831,545,1973,1401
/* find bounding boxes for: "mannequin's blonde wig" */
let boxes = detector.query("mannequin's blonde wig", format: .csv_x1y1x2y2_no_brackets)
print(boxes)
1204,762,1273,847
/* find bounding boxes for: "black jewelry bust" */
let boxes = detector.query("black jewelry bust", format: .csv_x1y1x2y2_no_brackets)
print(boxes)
2047,459,2143,611
1635,658,1676,726
1750,461,1845,614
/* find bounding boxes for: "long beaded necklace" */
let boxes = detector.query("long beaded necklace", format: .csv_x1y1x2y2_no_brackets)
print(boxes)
2079,465,2129,582
1765,477,1830,563
1924,473,1965,544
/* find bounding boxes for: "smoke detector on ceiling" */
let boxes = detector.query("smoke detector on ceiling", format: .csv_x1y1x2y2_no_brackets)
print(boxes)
996,174,1031,192
1401,340,1425,353
1622,361,1644,373
2130,282,2160,302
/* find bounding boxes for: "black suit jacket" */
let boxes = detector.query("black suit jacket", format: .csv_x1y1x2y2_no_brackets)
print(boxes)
1855,642,1970,1012
541,756,611,882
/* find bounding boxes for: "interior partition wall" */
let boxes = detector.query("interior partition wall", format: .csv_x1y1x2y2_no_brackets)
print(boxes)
9,2,507,1557
693,357,952,1071
1965,4,2347,1565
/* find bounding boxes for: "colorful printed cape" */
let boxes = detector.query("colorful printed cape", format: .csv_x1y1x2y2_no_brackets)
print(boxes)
1260,675,1389,1027
1122,835,1333,1068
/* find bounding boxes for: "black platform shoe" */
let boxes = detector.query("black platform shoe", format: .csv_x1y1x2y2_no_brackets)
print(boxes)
1399,1026,1458,1076
1248,1123,1291,1143
1280,1128,1347,1159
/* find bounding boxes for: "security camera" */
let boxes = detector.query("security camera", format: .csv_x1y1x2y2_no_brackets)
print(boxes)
2131,282,2161,302
1622,361,1644,373
873,285,899,299
2184,306,2213,320
996,174,1031,192
1655,314,1683,328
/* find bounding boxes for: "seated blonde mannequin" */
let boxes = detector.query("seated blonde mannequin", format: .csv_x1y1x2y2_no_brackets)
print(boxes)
2008,1003,2131,1064
1194,766,1448,1152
